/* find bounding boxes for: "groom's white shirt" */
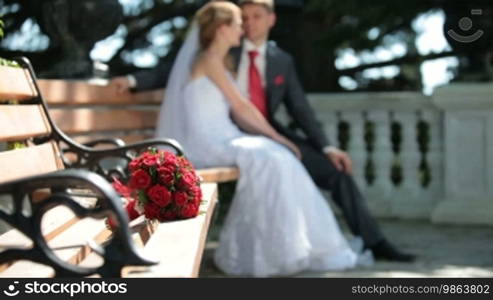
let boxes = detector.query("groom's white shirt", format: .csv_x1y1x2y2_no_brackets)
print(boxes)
236,39,267,99
236,39,333,155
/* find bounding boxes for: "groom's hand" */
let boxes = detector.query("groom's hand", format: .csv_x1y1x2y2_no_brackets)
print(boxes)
110,76,134,94
325,147,352,174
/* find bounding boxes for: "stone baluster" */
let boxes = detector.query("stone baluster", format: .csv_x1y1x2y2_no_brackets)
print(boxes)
420,110,443,201
340,111,367,191
392,111,426,217
366,110,393,209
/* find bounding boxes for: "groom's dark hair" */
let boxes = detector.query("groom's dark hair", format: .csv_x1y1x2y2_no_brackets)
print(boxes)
238,0,275,12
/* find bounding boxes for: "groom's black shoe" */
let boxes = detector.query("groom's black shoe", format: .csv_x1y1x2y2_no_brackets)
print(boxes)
369,240,416,262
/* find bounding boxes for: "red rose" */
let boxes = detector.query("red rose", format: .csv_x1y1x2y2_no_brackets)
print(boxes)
174,191,188,207
142,153,159,167
190,186,202,205
180,203,199,218
125,199,141,221
144,202,161,220
163,152,178,167
157,165,175,185
192,194,201,206
177,156,192,169
178,171,196,190
190,185,201,197
147,184,172,208
129,169,152,190
128,159,141,172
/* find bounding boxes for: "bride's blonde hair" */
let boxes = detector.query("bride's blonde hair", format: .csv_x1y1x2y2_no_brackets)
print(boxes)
195,1,240,50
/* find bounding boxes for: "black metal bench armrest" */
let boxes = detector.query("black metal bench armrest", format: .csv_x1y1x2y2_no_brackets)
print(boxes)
82,137,126,148
0,169,157,277
60,138,184,181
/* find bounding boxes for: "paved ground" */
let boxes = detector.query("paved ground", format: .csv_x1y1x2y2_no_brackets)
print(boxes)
199,218,493,277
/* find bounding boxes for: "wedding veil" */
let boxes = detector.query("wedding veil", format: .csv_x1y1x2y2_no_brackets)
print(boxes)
154,22,200,149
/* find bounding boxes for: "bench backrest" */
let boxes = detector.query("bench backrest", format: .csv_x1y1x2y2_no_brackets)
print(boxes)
35,80,240,183
0,59,161,277
0,62,65,183
38,80,165,145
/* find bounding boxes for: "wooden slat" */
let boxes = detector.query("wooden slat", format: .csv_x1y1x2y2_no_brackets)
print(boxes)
1,183,218,277
38,79,164,105
0,261,54,277
0,105,51,142
0,194,105,277
197,167,240,183
47,218,107,265
0,65,37,101
123,183,218,277
0,218,107,277
0,142,64,183
0,205,79,274
77,217,155,274
49,109,158,134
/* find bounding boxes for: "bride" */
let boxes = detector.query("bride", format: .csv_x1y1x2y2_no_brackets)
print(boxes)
155,1,365,277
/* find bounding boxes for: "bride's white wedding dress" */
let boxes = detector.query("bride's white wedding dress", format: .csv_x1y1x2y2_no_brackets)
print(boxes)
154,24,366,277
178,76,359,276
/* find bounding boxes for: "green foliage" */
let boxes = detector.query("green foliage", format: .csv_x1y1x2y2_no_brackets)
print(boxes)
137,189,149,204
0,0,455,89
0,58,19,67
304,0,440,52
0,18,4,39
7,141,27,150
0,14,20,68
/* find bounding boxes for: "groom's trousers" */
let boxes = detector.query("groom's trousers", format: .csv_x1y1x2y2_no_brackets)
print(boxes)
295,139,385,248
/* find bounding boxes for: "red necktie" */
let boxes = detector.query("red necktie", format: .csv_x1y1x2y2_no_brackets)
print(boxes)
248,50,268,117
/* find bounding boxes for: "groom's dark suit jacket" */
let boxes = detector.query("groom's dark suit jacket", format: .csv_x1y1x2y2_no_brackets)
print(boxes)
131,41,330,153
231,42,330,153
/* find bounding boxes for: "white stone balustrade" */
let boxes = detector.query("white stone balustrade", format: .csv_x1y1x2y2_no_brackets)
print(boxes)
307,92,437,218
2,83,491,226
431,83,493,226
340,111,367,190
304,89,492,224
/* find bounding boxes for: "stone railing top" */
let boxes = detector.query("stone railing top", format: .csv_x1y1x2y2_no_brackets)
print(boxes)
307,91,434,111
432,83,493,110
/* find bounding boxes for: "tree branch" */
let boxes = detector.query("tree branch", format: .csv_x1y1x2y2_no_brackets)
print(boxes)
337,50,456,75
107,3,200,67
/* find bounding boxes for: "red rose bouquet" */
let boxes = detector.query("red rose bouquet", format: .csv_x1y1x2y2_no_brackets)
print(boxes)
111,149,202,223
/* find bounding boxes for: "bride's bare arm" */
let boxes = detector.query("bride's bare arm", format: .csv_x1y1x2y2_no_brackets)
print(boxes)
204,56,301,158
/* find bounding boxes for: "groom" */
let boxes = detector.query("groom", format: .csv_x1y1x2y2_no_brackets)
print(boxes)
233,0,415,262
111,0,415,262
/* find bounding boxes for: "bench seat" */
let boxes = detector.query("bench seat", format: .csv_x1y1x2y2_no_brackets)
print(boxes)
0,58,229,277
0,182,217,278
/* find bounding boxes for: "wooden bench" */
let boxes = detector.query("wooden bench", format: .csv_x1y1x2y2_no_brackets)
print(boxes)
0,57,233,277
36,79,240,183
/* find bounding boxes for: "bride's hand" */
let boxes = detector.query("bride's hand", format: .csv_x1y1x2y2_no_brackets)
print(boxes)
274,135,302,159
